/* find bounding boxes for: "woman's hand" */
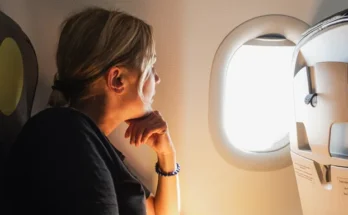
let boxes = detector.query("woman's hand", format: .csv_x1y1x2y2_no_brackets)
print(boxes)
126,111,180,215
125,111,175,155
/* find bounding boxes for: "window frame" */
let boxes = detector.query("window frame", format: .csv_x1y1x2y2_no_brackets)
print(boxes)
209,14,309,171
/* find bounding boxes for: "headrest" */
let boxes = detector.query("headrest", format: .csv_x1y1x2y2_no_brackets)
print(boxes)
0,11,38,167
292,8,348,77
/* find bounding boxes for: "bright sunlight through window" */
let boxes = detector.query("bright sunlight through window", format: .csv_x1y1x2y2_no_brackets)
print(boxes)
223,44,295,152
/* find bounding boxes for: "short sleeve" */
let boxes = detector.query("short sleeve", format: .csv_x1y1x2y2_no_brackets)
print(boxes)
121,158,153,199
52,128,120,214
4,108,150,215
18,122,121,215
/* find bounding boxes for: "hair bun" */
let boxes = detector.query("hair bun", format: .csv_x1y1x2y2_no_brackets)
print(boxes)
47,88,69,107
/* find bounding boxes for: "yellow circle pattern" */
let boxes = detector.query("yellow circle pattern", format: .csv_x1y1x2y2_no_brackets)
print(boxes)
0,37,24,116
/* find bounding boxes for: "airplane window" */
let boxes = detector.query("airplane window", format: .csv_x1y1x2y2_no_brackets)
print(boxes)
223,39,295,152
209,14,309,171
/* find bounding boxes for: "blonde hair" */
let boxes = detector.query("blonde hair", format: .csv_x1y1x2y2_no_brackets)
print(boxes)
48,7,156,107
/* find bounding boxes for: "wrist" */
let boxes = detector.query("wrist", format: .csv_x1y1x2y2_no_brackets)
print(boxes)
157,151,177,173
156,147,176,156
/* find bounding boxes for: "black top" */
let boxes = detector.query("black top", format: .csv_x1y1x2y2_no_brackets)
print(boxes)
3,107,151,215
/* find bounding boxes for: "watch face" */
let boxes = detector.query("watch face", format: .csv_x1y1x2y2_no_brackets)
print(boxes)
0,11,38,146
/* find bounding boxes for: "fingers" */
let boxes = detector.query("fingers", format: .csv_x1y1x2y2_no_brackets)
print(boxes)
125,110,168,147
138,115,157,145
141,128,150,144
125,122,132,138
135,127,145,147
129,123,136,145
126,119,151,146
141,124,163,144
154,110,161,116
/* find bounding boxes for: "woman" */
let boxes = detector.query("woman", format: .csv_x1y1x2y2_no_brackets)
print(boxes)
4,7,180,215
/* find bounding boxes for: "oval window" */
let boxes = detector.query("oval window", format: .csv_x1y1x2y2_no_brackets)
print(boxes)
209,15,309,171
223,35,295,152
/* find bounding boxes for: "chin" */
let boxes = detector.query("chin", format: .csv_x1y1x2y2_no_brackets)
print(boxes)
127,98,154,120
131,107,153,120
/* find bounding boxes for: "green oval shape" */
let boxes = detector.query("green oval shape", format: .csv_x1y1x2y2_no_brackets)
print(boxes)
0,37,24,116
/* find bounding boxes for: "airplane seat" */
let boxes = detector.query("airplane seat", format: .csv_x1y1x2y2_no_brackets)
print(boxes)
291,8,348,215
0,10,38,208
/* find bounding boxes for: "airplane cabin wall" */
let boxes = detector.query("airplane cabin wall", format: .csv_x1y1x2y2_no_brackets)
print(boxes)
2,0,348,214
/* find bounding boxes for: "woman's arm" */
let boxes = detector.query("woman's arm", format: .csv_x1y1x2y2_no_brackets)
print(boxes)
145,152,180,215
146,196,155,215
153,151,180,215
126,112,181,215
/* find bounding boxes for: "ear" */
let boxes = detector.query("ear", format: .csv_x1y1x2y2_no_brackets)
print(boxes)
106,66,125,94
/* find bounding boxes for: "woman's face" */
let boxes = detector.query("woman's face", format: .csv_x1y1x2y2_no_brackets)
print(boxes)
122,61,161,120
142,66,160,105
139,65,161,114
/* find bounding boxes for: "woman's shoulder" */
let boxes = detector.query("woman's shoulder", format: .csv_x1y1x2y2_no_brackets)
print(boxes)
31,107,88,122
19,107,99,141
28,107,93,129
14,107,114,159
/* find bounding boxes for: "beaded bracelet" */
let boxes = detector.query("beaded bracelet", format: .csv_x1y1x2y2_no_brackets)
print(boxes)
155,162,181,177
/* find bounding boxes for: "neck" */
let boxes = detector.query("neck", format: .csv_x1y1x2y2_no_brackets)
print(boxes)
72,99,123,136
